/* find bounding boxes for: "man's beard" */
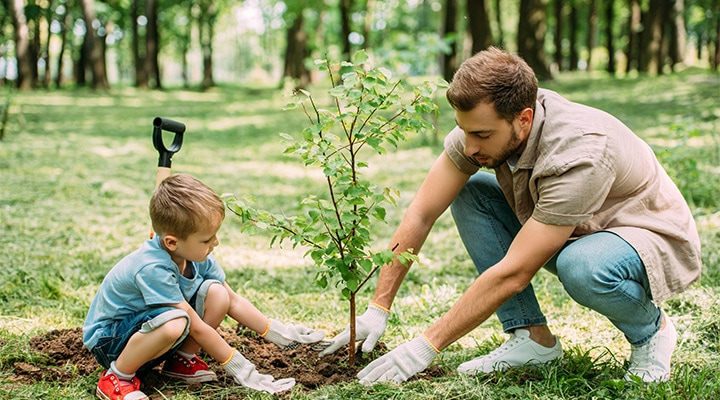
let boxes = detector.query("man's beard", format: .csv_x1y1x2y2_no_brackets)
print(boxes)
476,125,524,169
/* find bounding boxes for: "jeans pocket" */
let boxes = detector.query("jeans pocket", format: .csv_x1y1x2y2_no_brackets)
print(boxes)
90,336,121,369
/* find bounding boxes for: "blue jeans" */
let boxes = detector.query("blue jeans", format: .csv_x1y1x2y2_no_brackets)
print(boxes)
450,172,662,346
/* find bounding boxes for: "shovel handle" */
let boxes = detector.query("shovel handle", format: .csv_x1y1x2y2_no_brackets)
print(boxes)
152,117,186,169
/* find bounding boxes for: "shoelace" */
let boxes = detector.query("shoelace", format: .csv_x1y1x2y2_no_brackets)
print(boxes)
486,333,523,359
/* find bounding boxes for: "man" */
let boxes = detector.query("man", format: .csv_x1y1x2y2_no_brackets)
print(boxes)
319,47,701,385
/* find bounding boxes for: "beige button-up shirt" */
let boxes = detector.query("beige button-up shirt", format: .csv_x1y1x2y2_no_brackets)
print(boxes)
445,89,702,303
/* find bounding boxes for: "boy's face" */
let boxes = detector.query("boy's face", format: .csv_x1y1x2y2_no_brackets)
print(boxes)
173,216,222,263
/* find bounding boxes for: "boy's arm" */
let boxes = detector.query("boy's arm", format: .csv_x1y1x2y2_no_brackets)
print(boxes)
223,282,324,348
171,300,235,362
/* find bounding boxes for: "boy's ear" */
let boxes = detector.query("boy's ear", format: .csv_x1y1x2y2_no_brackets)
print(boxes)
162,234,179,251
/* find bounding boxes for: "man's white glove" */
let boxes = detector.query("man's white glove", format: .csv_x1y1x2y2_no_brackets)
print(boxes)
222,350,295,394
318,304,389,357
262,319,325,350
357,335,439,385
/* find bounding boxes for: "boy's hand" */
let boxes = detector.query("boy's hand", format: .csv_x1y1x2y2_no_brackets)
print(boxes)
223,350,295,393
262,319,325,350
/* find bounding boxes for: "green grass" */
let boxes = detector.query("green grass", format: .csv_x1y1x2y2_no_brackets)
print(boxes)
1,68,719,399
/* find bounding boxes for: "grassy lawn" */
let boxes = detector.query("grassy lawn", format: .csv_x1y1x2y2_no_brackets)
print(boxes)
1,68,718,399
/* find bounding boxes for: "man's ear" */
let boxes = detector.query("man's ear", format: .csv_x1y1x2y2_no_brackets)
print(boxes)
519,107,534,130
162,234,179,251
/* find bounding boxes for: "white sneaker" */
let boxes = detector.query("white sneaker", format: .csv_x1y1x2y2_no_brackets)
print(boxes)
457,329,563,374
624,310,677,382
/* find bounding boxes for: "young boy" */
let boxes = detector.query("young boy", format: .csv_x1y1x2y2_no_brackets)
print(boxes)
83,174,324,399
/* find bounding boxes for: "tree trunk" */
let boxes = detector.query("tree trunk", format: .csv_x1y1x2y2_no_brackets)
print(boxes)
283,11,310,89
605,0,616,74
145,0,161,89
625,0,641,72
8,0,33,89
639,0,665,74
55,0,72,88
569,1,578,70
43,0,55,88
518,0,552,80
714,9,720,70
586,0,597,71
554,0,564,71
339,0,353,60
199,1,216,90
493,0,505,48
667,0,686,71
441,0,458,82
132,0,148,88
467,0,493,54
79,0,109,89
362,0,374,49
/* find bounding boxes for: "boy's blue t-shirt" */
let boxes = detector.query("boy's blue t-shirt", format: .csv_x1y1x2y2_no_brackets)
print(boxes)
82,234,226,350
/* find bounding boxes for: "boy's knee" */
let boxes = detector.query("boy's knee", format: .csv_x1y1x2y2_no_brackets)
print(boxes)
158,316,190,341
206,281,230,308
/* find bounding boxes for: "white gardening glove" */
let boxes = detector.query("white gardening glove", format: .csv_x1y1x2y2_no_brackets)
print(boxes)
357,335,439,385
222,350,295,394
262,319,325,350
318,304,389,357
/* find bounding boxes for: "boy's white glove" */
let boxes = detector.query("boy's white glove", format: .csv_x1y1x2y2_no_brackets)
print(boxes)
357,335,439,385
262,319,325,350
318,304,389,357
222,350,295,394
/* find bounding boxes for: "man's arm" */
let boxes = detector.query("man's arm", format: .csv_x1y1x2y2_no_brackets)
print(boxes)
424,217,575,350
372,151,471,309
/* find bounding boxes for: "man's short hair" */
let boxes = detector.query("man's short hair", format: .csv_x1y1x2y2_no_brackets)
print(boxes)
446,47,538,122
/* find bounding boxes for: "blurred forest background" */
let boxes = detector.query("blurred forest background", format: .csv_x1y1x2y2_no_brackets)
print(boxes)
0,0,718,91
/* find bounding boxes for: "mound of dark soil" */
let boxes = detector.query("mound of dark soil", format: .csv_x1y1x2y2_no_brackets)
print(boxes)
9,326,445,398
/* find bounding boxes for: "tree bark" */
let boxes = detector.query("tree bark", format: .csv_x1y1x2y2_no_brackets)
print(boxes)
79,0,109,89
625,0,641,72
518,0,552,80
554,0,564,71
199,1,216,90
667,0,686,71
339,0,353,60
283,11,310,89
493,0,505,48
569,0,578,70
605,0,616,74
55,0,73,88
132,0,148,88
639,0,666,74
467,0,493,54
441,0,458,82
586,0,597,71
8,0,33,89
145,0,161,88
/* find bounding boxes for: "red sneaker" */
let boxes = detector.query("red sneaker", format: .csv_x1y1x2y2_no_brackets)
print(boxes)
161,352,217,383
96,371,147,400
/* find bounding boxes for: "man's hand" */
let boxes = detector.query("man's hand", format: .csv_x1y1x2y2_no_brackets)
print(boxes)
262,319,325,350
222,350,295,393
357,335,439,385
318,304,389,357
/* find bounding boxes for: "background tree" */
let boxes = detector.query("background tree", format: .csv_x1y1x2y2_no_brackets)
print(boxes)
467,0,493,54
8,0,33,89
518,0,552,79
282,2,310,89
78,0,108,89
441,0,458,82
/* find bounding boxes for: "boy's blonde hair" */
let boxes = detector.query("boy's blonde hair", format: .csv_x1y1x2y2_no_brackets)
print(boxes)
150,174,225,239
